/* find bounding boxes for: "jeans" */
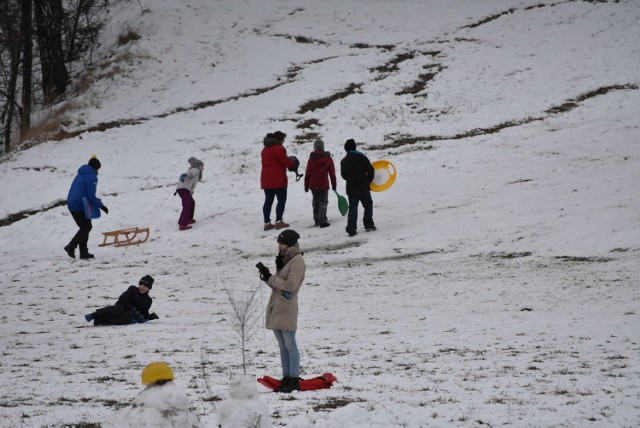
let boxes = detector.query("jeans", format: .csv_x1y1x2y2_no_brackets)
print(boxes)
311,189,329,225
273,329,300,378
263,188,287,223
68,210,92,254
346,191,374,234
177,188,195,225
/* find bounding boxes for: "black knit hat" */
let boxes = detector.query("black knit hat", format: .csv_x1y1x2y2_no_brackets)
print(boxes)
88,157,101,170
139,275,154,289
344,139,356,152
274,131,287,142
277,229,300,247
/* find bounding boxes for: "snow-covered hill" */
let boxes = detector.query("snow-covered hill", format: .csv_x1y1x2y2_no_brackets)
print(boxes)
1,0,639,426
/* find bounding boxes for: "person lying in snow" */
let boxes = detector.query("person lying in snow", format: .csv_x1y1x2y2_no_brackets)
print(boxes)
84,275,159,325
104,361,203,428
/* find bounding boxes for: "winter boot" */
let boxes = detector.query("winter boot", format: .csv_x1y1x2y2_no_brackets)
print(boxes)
277,377,300,393
64,245,76,259
264,223,275,231
79,252,95,259
275,220,289,230
365,226,377,232
188,219,196,224
179,224,192,231
319,222,330,228
84,313,94,322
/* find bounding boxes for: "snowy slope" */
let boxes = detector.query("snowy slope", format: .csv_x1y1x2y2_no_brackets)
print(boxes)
1,0,639,426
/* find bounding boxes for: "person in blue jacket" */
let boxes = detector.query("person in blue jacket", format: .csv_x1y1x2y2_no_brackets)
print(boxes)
64,156,108,259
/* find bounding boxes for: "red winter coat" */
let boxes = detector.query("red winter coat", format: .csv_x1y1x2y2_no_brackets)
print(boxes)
261,143,294,189
305,150,337,191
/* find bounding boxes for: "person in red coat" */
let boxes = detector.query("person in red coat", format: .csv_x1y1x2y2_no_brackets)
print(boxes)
261,131,294,231
304,139,337,228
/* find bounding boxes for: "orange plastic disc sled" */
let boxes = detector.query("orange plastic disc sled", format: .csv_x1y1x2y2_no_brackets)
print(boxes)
370,160,396,192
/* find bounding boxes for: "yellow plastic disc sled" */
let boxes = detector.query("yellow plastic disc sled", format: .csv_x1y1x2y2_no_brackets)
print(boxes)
370,160,396,192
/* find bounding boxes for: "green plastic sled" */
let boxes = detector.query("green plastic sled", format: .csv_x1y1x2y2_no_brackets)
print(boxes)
334,190,349,216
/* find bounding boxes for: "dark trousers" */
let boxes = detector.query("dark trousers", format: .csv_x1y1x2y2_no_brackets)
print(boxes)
311,189,329,225
177,188,195,225
263,188,287,223
346,191,374,234
68,210,92,254
92,303,132,326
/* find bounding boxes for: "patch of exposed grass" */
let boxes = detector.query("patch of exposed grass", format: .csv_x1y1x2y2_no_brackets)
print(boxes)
554,256,612,263
274,33,328,45
350,42,395,51
507,179,533,185
546,84,638,114
296,118,319,130
461,8,517,29
296,83,362,114
0,200,67,228
493,251,533,259
370,52,416,74
395,66,443,96
313,397,364,412
294,132,319,145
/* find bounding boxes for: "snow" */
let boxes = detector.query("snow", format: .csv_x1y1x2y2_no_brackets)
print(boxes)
1,0,639,426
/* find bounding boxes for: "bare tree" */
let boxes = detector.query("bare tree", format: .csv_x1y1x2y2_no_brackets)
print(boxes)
21,0,32,136
226,286,262,374
0,1,21,153
34,0,69,104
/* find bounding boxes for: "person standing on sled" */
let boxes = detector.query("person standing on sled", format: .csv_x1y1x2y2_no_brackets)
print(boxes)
64,156,108,259
340,139,376,237
304,138,337,228
84,275,158,325
258,230,306,393
261,131,295,231
176,157,204,231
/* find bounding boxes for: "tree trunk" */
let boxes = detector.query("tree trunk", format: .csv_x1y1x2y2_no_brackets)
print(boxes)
4,45,21,153
20,0,33,137
34,0,68,104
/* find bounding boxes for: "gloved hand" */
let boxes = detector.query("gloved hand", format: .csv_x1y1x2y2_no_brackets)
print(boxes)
304,187,309,193
100,205,109,214
179,173,187,182
260,270,272,282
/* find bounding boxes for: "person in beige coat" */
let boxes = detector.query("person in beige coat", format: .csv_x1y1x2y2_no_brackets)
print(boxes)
258,229,306,393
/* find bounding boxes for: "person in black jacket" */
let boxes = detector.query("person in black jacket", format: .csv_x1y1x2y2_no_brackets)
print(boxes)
340,139,376,237
84,275,158,325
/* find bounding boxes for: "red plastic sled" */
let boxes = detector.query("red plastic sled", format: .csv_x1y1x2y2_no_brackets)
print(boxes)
258,373,337,392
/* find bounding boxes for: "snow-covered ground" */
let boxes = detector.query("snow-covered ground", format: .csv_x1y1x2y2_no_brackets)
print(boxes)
1,0,639,426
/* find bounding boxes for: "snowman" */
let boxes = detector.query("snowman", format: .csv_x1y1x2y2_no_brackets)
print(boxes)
217,375,272,428
104,361,203,428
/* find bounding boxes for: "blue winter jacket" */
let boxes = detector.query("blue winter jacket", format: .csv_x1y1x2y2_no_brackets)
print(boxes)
67,165,103,212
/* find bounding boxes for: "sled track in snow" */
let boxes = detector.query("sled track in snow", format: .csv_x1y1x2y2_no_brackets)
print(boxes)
460,0,624,30
370,84,639,151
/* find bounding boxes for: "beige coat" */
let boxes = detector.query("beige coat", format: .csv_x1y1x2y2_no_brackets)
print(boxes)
265,244,306,331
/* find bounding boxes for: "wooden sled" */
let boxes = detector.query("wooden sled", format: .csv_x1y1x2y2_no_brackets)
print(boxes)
99,227,150,247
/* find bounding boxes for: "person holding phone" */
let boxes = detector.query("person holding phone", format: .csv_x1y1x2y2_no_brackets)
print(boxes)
257,229,306,393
